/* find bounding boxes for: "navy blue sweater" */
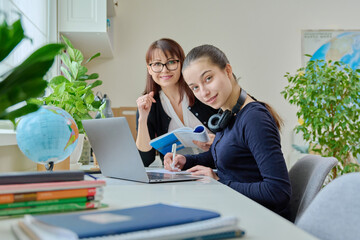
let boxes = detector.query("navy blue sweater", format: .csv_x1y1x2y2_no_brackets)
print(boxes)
184,102,291,219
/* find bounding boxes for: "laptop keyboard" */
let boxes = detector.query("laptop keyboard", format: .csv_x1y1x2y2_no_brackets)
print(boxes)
146,172,195,180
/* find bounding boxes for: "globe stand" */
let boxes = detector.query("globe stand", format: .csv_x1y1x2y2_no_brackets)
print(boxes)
45,161,54,171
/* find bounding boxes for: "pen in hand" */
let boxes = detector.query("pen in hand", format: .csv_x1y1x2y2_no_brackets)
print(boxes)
171,143,177,170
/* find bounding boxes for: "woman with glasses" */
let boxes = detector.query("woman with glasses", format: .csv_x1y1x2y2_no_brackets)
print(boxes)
136,38,217,167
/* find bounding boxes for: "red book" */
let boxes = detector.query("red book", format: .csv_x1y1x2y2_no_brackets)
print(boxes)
0,180,106,195
0,187,103,204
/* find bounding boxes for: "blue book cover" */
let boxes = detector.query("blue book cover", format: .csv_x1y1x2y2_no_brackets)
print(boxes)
33,203,220,238
150,125,209,155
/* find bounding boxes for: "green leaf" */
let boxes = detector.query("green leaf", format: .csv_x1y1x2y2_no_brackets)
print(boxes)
0,103,40,125
85,52,101,64
79,73,99,80
84,93,94,104
73,49,84,63
60,52,72,69
87,80,103,89
0,19,25,62
50,76,69,86
61,35,74,49
69,62,79,80
61,66,73,82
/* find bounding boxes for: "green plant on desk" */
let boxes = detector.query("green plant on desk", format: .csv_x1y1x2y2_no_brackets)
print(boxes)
40,35,105,134
282,56,360,178
0,16,64,124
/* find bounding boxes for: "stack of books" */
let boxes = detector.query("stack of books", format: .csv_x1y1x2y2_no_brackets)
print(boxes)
12,203,245,240
0,171,106,217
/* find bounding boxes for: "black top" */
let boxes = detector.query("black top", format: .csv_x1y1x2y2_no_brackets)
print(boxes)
136,93,217,167
184,102,291,219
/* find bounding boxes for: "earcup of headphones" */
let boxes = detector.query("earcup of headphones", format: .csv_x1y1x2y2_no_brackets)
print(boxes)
208,113,222,132
208,110,232,133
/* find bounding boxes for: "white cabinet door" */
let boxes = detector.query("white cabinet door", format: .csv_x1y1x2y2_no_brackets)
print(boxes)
58,0,115,58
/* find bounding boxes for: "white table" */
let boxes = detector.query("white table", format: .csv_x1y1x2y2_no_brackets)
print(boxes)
0,173,318,239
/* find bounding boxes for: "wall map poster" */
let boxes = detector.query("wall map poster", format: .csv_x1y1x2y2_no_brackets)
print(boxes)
301,30,360,69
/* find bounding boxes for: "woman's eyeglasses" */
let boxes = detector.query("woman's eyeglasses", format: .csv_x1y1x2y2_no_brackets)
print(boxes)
149,60,180,73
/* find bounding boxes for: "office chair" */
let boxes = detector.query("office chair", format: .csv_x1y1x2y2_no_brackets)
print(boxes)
288,154,338,223
112,107,137,140
296,172,360,240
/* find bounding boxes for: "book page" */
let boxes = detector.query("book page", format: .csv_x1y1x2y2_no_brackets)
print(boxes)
175,126,209,148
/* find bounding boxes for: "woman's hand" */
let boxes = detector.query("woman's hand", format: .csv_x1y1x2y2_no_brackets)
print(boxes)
193,133,215,151
164,152,186,171
187,165,219,180
136,91,156,120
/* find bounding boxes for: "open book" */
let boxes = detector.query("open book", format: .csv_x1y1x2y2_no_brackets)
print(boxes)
150,125,209,155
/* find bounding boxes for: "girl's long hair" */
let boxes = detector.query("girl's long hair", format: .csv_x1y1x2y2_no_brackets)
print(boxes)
183,44,283,130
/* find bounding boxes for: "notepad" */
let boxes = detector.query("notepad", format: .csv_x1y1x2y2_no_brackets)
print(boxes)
150,125,209,155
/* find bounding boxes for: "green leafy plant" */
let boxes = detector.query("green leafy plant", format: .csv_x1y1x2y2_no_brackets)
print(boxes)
0,17,64,124
42,35,105,133
282,56,360,178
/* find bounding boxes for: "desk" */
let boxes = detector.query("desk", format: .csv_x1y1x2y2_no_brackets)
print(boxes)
0,174,318,240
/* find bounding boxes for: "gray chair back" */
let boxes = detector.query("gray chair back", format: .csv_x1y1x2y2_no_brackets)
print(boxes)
297,172,360,240
288,154,337,223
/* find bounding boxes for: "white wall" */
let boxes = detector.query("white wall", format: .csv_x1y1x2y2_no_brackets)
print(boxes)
86,0,360,165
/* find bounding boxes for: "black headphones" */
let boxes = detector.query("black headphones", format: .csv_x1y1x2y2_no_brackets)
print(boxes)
208,88,247,133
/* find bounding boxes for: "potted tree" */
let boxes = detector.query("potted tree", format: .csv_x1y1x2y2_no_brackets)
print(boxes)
40,35,105,166
282,57,360,178
0,17,64,123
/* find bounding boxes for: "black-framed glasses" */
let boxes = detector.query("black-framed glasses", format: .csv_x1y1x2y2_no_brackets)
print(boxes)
149,60,180,73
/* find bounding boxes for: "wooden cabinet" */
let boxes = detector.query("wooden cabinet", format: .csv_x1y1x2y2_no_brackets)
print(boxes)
58,0,116,58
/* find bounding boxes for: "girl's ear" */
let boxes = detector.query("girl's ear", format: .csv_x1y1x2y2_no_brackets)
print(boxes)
225,63,233,79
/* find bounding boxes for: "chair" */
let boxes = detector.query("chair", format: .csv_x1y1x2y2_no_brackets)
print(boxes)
288,154,338,223
112,107,138,140
296,172,360,240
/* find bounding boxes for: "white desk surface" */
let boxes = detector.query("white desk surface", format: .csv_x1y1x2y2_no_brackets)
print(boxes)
0,172,318,240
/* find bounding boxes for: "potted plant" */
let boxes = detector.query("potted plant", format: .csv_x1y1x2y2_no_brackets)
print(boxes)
0,17,64,124
282,56,360,178
40,35,106,165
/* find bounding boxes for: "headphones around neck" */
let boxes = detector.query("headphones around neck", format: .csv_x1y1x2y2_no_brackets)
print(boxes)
208,88,247,133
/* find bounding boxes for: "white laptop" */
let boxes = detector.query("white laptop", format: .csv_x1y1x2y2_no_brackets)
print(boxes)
82,117,201,183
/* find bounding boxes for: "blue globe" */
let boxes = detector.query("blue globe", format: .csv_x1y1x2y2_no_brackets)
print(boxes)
16,106,79,166
311,32,360,69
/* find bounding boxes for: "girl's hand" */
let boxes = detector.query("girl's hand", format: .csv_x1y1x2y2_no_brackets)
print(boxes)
164,152,186,171
193,133,215,151
136,91,156,119
187,165,219,180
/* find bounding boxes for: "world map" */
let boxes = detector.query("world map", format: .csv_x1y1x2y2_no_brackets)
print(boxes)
302,30,360,69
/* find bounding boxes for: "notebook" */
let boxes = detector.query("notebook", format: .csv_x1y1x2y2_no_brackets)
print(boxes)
12,203,242,240
82,117,201,183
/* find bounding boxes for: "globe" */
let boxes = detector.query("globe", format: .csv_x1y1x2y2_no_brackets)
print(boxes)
16,106,79,170
311,32,360,69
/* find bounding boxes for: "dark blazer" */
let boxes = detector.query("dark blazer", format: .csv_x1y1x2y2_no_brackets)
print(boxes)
136,94,217,167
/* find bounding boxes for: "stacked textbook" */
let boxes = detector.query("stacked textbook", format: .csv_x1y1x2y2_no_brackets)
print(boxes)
0,171,106,217
12,203,245,240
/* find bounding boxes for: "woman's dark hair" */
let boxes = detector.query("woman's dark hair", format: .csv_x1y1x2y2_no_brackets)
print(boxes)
183,44,283,130
143,38,194,105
